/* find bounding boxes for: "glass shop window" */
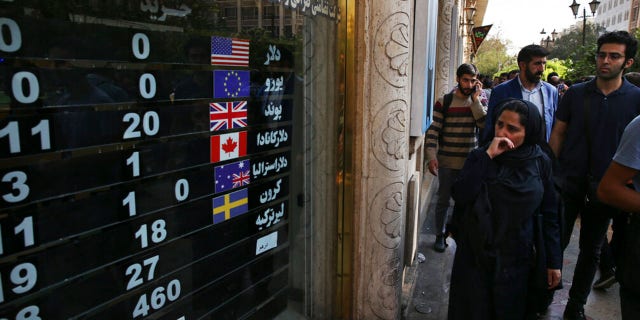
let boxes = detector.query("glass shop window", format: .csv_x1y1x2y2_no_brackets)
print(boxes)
0,0,341,319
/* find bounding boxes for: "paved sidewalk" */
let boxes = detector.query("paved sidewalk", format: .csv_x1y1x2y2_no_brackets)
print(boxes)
403,178,621,320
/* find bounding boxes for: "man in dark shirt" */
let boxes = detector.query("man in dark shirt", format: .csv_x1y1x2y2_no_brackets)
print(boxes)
549,30,640,320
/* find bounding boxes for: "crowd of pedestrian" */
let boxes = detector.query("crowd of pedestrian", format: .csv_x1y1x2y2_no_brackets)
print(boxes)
425,30,640,320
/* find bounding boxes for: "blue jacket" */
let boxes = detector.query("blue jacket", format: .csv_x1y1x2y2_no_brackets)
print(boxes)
483,78,558,143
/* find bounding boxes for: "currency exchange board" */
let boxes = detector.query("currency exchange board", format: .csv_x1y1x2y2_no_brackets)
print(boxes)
0,1,309,318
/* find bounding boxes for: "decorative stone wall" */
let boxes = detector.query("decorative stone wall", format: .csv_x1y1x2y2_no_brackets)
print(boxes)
435,0,456,99
352,1,413,319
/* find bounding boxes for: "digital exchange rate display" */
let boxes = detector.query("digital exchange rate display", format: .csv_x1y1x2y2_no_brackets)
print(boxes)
0,3,299,319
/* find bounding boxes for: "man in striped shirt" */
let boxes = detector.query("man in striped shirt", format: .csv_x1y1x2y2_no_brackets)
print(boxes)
426,63,487,252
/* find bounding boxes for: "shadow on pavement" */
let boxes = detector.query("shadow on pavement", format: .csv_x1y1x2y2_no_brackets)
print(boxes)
402,176,621,320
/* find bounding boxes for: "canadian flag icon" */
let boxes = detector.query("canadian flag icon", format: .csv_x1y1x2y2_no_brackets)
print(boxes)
211,131,247,163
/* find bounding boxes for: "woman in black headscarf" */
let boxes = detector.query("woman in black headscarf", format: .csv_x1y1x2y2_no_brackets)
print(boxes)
447,99,562,320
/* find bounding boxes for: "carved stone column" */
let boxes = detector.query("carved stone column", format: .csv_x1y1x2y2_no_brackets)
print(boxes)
436,0,456,98
352,0,413,319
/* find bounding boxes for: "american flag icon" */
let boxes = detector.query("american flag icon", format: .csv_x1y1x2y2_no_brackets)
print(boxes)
211,36,250,66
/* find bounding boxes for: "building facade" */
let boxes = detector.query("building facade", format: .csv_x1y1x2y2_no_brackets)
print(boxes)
0,0,484,318
596,0,632,31
630,0,640,32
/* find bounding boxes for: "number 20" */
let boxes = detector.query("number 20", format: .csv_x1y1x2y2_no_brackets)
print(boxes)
122,112,160,140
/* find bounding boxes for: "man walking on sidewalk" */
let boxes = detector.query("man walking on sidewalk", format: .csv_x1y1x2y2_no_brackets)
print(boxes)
598,115,640,320
484,44,558,144
425,63,486,252
549,30,640,320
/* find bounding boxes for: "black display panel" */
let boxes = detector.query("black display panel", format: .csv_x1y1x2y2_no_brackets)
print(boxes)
0,66,297,108
0,0,302,318
0,165,215,254
82,239,289,319
0,225,289,318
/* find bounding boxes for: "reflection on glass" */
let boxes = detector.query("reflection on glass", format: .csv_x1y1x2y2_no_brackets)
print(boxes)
0,0,340,318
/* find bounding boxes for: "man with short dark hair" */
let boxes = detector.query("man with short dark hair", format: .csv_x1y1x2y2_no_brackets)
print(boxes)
425,63,487,252
625,71,640,87
549,30,640,320
507,69,519,80
484,45,558,144
499,72,508,84
548,71,569,99
597,115,640,320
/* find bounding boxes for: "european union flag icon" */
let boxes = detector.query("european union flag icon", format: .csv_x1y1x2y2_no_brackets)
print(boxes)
212,188,249,224
213,70,250,99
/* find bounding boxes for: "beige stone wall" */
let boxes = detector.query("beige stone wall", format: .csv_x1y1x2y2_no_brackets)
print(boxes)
436,0,456,98
347,0,484,317
351,0,414,319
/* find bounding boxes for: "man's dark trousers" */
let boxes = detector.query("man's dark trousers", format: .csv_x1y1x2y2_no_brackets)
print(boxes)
564,194,615,306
